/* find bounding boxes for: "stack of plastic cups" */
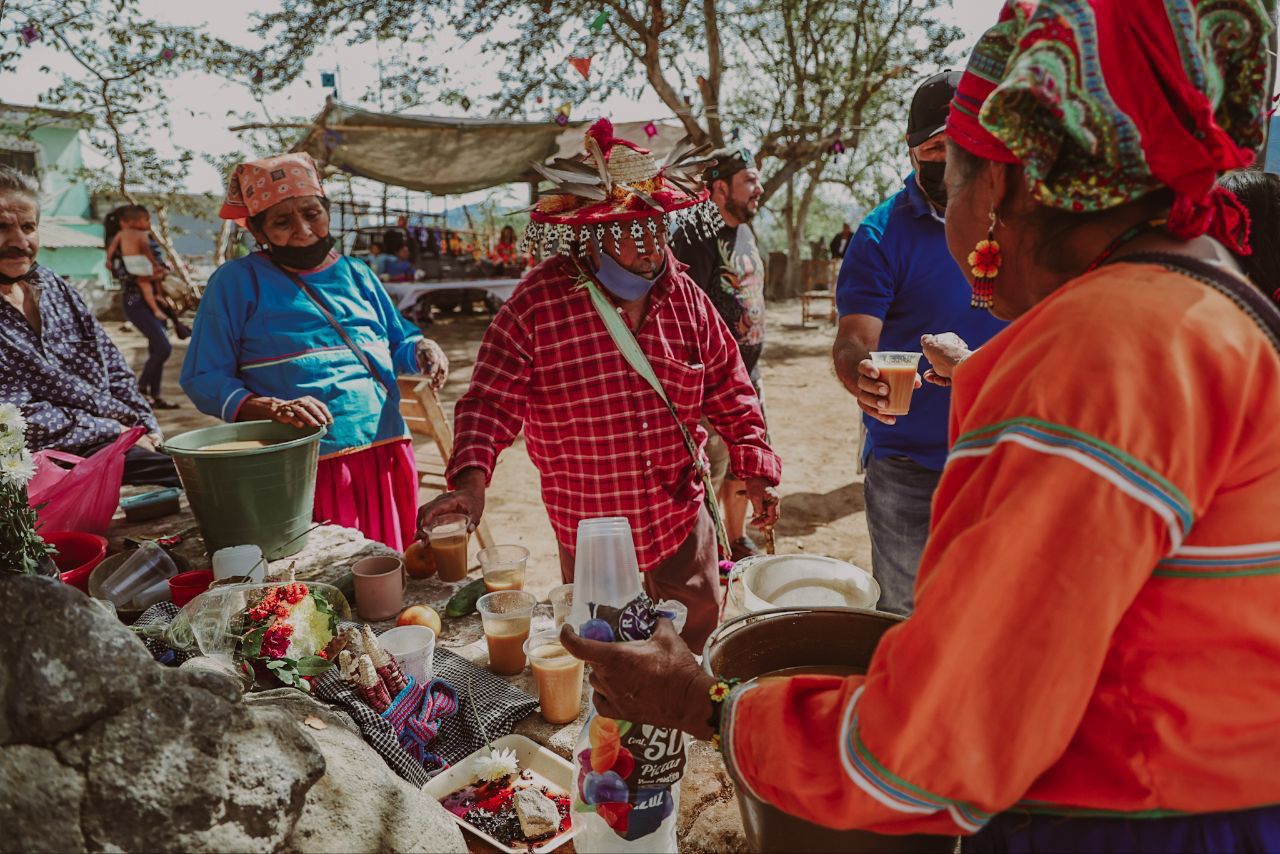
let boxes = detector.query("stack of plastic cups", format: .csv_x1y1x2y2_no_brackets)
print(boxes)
98,541,179,608
566,517,642,630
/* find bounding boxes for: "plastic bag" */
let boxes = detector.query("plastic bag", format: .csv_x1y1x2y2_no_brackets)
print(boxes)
570,593,689,853
28,425,145,534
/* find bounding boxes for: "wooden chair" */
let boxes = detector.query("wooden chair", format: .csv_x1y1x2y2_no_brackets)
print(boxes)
800,258,839,326
398,375,496,550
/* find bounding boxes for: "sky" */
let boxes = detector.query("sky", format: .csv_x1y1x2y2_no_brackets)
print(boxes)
4,0,1007,204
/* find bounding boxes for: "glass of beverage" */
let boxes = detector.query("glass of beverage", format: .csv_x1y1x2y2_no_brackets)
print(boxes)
428,514,471,582
524,629,585,724
869,351,923,416
477,545,530,592
476,590,537,676
549,583,574,629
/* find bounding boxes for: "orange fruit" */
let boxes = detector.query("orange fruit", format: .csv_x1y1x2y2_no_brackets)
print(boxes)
404,540,436,579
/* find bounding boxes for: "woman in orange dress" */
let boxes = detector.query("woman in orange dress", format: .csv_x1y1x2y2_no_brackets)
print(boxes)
561,1,1280,850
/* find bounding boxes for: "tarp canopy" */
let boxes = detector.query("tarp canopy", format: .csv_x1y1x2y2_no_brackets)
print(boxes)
291,99,689,195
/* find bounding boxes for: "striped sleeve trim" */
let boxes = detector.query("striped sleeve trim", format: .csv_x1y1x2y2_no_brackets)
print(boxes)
221,387,253,423
839,686,991,833
1155,541,1280,578
949,418,1194,550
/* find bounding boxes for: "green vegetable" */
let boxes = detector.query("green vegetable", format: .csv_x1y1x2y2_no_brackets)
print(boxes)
446,578,488,617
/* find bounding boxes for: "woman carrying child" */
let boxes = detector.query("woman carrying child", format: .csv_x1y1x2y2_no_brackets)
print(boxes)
104,204,185,410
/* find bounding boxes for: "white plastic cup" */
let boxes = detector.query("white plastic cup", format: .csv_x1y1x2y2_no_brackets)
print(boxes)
549,583,574,629
567,517,642,628
477,544,530,592
212,544,266,582
378,625,436,685
99,541,179,606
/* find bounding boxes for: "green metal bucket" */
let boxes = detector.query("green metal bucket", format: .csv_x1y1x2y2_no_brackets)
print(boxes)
164,421,326,560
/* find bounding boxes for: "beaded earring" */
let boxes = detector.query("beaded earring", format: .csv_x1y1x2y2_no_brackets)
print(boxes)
968,210,1002,309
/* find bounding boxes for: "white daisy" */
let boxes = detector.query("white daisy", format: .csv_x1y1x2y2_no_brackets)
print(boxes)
471,746,519,782
0,403,26,436
0,450,36,488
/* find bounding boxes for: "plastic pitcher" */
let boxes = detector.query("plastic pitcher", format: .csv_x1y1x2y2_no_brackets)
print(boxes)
163,421,325,559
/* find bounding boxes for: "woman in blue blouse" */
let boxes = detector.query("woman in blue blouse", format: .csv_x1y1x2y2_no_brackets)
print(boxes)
181,153,447,550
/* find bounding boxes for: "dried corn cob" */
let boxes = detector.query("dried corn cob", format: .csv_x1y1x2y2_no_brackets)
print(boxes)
361,625,407,694
337,649,359,685
356,654,392,712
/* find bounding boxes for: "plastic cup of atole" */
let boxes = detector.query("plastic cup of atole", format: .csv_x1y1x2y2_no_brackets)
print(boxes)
525,629,585,724
478,544,530,592
429,514,471,582
477,590,537,675
869,351,923,416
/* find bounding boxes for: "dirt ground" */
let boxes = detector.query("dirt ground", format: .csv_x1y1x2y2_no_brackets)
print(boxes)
111,297,872,599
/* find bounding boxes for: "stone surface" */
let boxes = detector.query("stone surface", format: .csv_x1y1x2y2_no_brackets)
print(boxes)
68,680,324,852
0,744,86,853
259,691,468,854
0,577,160,746
0,574,468,853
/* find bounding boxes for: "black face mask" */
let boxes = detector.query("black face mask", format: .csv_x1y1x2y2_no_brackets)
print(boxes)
916,160,948,208
268,234,335,270
0,259,35,285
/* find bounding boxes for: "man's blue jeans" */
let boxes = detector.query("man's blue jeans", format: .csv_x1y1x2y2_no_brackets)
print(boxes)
864,454,942,616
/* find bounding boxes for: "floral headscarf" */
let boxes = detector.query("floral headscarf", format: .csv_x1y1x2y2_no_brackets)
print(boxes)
946,0,1274,254
218,152,326,221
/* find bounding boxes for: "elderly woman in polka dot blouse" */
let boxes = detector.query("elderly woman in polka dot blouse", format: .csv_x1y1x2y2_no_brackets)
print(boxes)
181,153,448,551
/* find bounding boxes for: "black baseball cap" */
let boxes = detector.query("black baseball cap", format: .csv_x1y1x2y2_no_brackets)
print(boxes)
906,70,963,148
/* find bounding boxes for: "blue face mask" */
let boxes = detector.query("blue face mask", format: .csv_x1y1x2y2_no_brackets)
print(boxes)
595,251,664,301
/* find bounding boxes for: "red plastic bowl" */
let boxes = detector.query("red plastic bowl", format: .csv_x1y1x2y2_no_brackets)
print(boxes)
45,531,109,592
168,570,214,607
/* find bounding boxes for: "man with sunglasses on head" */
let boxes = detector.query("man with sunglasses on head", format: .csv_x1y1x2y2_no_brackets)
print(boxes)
831,71,1007,615
671,146,769,561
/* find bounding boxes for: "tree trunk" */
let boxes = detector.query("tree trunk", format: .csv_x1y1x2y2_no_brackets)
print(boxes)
150,204,197,308
782,175,803,298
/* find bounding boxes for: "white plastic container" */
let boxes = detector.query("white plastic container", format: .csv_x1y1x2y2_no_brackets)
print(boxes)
211,544,266,582
378,625,436,685
728,554,881,613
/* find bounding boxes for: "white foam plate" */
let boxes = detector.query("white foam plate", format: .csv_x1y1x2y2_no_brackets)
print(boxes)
424,733,578,853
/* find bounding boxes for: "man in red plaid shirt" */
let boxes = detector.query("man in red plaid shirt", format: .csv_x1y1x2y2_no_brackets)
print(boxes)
418,120,780,646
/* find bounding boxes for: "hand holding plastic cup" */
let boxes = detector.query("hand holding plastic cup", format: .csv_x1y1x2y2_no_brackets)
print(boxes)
477,590,537,676
477,544,530,592
428,513,471,583
869,351,923,416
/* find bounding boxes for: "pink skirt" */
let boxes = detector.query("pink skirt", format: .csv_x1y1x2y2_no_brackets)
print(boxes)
313,439,419,551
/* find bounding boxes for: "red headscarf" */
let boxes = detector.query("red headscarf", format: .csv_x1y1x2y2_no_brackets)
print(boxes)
946,0,1271,254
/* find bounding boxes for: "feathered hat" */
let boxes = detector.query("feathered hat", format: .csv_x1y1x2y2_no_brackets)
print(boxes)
524,118,722,255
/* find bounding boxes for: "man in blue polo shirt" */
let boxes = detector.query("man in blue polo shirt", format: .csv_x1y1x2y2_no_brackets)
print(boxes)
832,71,1007,615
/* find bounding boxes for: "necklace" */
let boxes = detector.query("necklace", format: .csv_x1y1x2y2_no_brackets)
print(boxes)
1084,218,1168,273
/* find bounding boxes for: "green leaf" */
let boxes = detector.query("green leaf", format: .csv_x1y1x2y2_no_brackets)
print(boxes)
294,656,334,676
242,625,267,658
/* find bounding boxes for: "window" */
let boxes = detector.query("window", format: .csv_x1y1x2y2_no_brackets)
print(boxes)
0,149,37,176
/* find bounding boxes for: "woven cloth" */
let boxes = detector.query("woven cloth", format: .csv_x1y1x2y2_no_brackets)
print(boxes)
313,622,538,785
130,609,538,788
